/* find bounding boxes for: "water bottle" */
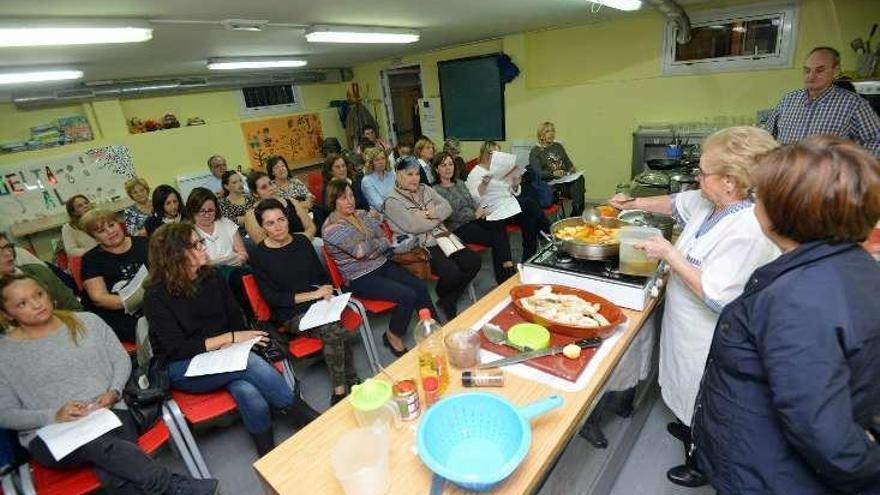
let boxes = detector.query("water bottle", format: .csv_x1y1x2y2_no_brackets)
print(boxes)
414,308,450,395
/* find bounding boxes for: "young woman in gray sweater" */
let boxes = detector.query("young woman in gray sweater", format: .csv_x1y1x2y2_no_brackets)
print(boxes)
0,275,218,495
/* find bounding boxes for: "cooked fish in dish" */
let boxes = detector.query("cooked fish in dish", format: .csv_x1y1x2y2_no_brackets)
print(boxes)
519,286,611,328
554,225,619,245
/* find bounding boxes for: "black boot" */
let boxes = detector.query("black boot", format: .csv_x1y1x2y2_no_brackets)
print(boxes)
250,427,275,457
667,443,708,487
280,394,321,428
578,393,610,449
666,421,690,443
168,474,220,495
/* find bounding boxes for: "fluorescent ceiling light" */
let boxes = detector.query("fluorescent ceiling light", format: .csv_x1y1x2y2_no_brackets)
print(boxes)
0,69,83,85
591,0,642,11
207,57,308,70
305,25,419,44
0,20,152,47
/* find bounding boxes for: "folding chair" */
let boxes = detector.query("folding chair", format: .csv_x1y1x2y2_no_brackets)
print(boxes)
18,421,172,495
67,256,84,291
1,472,16,495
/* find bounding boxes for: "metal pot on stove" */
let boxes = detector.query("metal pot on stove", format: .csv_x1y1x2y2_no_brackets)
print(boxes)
669,170,699,193
617,210,676,241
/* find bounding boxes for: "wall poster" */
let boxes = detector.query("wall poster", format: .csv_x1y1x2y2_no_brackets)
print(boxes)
240,113,324,171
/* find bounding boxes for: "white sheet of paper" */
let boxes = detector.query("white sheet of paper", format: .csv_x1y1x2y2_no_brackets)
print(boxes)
298,292,352,331
485,197,522,221
36,408,122,461
118,265,148,302
547,171,583,185
489,151,520,179
185,337,260,377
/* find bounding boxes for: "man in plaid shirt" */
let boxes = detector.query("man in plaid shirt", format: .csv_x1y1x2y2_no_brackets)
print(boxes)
764,46,880,157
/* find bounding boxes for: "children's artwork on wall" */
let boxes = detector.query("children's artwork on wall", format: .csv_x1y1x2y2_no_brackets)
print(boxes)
0,145,136,229
240,114,324,171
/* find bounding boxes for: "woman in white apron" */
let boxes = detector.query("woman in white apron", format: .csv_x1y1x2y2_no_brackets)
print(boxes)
608,126,781,487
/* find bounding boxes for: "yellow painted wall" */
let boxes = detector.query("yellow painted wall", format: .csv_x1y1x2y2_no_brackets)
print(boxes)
0,82,348,190
351,0,877,197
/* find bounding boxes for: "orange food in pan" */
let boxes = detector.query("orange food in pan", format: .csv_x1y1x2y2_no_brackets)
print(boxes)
554,225,620,245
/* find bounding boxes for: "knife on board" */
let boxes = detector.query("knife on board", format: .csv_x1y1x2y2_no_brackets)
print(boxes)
479,336,603,369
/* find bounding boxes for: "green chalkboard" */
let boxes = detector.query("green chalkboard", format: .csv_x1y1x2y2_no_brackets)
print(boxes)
437,53,505,141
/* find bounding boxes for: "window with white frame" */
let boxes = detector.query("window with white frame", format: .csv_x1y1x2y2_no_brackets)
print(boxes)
661,3,799,75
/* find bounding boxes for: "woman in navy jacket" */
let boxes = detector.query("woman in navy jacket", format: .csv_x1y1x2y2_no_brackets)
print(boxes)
691,136,880,494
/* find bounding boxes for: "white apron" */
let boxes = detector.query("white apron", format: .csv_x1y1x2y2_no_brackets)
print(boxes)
659,191,779,425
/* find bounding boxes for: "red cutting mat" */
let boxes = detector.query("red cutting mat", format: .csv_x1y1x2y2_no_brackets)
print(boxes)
480,301,599,382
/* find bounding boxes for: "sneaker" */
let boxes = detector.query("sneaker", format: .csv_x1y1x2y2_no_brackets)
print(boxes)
168,474,220,495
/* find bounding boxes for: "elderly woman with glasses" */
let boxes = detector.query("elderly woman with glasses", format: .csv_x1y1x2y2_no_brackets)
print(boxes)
607,126,782,486
692,136,880,494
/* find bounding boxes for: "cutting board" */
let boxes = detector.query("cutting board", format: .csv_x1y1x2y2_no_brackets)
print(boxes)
480,301,599,382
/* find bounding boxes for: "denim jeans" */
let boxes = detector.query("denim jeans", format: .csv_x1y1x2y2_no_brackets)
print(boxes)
168,353,294,433
28,410,173,495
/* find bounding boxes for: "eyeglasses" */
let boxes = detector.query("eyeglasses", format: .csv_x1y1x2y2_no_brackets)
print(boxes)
0,243,15,254
189,238,207,250
696,169,720,179
198,208,216,216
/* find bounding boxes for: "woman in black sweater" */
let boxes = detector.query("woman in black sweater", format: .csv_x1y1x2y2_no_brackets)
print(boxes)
143,222,319,456
247,198,358,405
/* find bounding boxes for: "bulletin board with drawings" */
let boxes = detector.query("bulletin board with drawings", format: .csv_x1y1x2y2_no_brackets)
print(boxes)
240,113,324,171
0,145,136,231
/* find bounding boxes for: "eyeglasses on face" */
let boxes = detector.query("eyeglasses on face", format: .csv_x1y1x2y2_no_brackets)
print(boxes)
0,242,15,254
198,208,216,216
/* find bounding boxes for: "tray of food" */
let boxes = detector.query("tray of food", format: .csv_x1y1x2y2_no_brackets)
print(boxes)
509,284,625,339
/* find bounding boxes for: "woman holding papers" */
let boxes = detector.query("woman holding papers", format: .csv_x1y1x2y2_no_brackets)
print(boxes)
432,152,516,283
79,209,149,343
468,141,551,259
0,274,219,495
384,156,481,321
144,223,319,457
247,199,358,406
322,178,436,357
529,121,586,216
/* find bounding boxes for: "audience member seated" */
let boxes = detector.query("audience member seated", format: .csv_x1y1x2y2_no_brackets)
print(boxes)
244,171,316,244
0,232,81,310
143,185,183,237
186,188,248,268
529,121,586,216
205,155,249,198
79,209,148,343
61,194,98,256
360,124,392,155
432,152,516,283
322,179,436,357
218,171,250,227
248,199,359,405
360,148,395,216
391,140,413,165
442,138,468,181
384,156,481,320
692,137,880,494
267,155,325,227
322,154,368,211
121,178,153,237
143,223,319,456
0,275,218,495
413,137,437,184
468,141,551,259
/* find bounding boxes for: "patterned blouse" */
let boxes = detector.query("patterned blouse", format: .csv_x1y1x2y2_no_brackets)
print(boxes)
121,204,151,235
273,178,310,200
219,196,251,225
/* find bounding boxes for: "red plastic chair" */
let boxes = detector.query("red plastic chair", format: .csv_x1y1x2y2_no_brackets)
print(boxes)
306,171,324,205
241,274,324,359
21,421,170,495
68,255,84,291
322,246,398,316
121,341,137,354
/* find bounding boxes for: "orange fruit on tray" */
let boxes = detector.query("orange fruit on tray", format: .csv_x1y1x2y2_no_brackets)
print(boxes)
510,284,625,339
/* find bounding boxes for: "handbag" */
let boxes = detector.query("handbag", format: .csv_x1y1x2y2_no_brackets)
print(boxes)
123,360,170,435
523,166,555,208
392,247,432,280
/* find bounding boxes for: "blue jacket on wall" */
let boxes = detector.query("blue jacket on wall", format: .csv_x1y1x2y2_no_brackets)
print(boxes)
692,241,880,494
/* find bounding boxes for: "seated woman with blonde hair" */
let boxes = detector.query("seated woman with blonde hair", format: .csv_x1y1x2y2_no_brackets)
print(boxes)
121,178,152,236
0,274,218,494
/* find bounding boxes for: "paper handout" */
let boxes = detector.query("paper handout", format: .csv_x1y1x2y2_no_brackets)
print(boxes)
298,292,353,331
548,171,583,185
185,337,260,377
489,151,523,179
37,408,123,461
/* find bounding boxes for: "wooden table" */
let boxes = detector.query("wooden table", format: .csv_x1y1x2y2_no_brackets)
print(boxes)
254,276,658,494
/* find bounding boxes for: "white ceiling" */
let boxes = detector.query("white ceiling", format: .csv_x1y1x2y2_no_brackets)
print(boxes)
0,0,641,84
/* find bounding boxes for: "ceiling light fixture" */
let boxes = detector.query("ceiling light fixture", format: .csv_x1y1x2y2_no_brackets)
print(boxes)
304,25,419,44
590,0,642,11
0,19,152,47
207,57,308,71
0,69,83,85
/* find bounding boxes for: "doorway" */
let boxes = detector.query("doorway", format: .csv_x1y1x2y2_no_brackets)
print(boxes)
380,65,423,146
